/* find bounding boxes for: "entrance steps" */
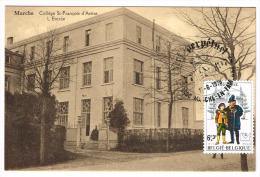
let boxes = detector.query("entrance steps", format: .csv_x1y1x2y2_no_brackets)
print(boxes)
64,140,108,150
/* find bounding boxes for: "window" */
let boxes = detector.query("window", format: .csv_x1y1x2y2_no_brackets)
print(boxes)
30,46,35,60
57,102,69,127
181,75,190,97
63,36,69,53
5,55,11,64
155,35,161,52
104,57,113,83
59,66,70,89
5,75,10,91
182,107,189,128
81,99,91,136
181,75,188,85
155,66,161,89
103,97,113,124
134,59,143,85
27,74,35,91
85,29,91,46
106,23,113,41
155,102,161,127
136,26,142,44
133,98,144,126
83,62,92,86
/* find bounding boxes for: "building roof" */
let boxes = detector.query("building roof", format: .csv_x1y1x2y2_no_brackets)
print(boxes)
7,7,188,49
5,48,23,57
5,48,24,70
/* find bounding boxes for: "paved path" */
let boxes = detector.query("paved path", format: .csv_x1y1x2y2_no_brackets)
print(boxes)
23,150,255,171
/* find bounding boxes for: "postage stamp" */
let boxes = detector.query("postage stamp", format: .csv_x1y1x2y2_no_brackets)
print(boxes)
203,80,254,154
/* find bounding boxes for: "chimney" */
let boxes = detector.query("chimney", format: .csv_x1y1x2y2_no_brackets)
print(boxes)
7,37,14,46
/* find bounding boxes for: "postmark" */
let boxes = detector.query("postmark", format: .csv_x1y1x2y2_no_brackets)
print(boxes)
203,80,253,154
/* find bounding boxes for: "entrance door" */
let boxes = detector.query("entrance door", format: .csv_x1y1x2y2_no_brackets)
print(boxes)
81,99,91,137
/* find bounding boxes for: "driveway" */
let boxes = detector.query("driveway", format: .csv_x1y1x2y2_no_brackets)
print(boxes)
22,149,255,171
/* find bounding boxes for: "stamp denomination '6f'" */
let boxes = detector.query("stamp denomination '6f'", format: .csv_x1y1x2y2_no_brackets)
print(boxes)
204,80,253,154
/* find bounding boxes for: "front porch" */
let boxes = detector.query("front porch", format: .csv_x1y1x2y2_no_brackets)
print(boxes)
64,127,118,150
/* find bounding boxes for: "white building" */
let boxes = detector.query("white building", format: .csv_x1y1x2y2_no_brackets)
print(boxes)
6,8,202,146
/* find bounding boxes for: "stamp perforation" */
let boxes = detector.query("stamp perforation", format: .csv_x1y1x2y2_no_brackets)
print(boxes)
203,80,254,154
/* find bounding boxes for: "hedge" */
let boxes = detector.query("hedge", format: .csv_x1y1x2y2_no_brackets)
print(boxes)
118,128,203,152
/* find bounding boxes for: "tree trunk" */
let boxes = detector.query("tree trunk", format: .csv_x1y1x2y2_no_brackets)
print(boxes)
166,101,173,152
40,53,50,164
40,97,46,165
240,154,248,171
166,44,173,152
230,62,249,171
229,48,238,80
118,130,124,149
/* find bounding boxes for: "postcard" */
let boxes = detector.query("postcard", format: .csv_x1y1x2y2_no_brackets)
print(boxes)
1,2,258,175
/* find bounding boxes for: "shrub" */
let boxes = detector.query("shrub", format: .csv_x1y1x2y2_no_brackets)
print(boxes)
90,126,99,141
5,91,66,169
109,100,130,146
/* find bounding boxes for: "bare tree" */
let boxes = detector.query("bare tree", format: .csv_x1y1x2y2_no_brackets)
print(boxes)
178,8,255,81
145,39,195,151
178,7,256,171
22,30,73,164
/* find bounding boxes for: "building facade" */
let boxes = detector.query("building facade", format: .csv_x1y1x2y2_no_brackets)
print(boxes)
5,48,24,94
6,8,202,145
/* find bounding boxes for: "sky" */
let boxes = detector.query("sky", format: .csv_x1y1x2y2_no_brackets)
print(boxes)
5,7,197,44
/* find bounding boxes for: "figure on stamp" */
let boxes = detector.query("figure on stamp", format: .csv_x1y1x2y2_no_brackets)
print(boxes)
225,95,244,144
215,103,228,144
